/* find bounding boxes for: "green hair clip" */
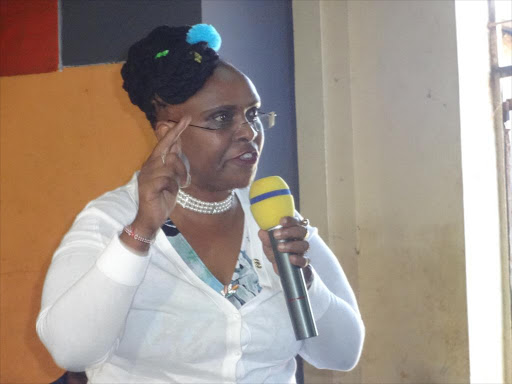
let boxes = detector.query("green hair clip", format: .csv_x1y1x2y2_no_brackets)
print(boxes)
155,49,169,59
194,52,202,63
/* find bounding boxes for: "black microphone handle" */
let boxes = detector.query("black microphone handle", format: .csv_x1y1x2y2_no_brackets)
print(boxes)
268,229,318,340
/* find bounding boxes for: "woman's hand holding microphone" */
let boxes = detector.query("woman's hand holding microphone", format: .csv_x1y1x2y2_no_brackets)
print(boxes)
257,216,313,287
120,117,191,253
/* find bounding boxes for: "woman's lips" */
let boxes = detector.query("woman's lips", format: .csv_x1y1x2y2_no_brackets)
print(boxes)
231,151,259,165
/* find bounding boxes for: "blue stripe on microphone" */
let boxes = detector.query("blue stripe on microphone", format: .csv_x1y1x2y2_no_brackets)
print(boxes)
250,189,291,205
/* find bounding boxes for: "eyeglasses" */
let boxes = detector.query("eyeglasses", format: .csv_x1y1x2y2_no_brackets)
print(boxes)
168,111,277,132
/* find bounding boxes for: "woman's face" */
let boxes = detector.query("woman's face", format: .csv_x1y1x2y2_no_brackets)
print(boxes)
158,64,264,194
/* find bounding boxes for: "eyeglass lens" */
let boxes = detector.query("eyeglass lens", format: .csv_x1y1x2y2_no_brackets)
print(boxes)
243,113,276,132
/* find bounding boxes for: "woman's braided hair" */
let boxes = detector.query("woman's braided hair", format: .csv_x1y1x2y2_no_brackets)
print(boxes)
121,25,220,127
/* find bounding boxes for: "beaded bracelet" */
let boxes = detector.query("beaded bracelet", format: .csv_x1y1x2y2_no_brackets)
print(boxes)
123,226,155,244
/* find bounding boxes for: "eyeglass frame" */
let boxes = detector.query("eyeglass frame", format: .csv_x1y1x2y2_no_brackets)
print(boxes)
167,111,277,132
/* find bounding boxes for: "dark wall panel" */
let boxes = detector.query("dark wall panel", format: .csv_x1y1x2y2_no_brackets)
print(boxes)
61,0,201,66
202,0,299,207
0,0,59,77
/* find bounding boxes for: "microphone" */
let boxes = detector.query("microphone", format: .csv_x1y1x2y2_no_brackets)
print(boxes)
250,176,318,340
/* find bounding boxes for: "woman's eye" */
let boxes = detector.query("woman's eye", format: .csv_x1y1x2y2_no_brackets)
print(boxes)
212,112,233,123
209,112,234,130
246,108,261,122
213,114,227,122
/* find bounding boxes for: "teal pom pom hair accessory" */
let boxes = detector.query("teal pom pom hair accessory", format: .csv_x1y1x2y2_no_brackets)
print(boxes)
154,24,220,62
186,24,222,52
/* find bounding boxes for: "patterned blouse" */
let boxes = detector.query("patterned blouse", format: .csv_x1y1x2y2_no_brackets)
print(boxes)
161,218,262,309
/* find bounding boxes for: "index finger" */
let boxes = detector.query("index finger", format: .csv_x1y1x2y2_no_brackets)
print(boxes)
258,229,271,245
153,116,191,156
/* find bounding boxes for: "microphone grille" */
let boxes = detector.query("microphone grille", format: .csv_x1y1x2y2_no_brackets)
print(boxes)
249,176,295,230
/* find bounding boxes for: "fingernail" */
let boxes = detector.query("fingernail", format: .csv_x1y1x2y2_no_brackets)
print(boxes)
274,230,282,238
278,243,286,251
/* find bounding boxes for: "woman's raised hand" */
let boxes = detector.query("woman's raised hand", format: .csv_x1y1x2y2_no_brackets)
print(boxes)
122,117,191,251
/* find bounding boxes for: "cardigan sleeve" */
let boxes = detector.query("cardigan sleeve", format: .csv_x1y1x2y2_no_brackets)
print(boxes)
36,206,151,372
299,225,365,371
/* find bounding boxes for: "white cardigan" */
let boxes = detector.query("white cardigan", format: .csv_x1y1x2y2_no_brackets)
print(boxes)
37,173,364,383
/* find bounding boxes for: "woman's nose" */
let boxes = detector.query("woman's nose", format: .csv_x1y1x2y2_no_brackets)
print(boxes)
234,119,258,142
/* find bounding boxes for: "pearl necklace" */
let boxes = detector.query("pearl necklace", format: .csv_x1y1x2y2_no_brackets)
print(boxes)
176,189,234,214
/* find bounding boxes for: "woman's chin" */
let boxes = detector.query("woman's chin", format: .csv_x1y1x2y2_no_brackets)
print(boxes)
225,168,259,191
239,166,259,188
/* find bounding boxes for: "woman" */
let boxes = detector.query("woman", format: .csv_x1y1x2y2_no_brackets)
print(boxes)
37,24,364,383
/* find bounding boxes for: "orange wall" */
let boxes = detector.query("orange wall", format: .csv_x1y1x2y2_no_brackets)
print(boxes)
0,64,155,382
